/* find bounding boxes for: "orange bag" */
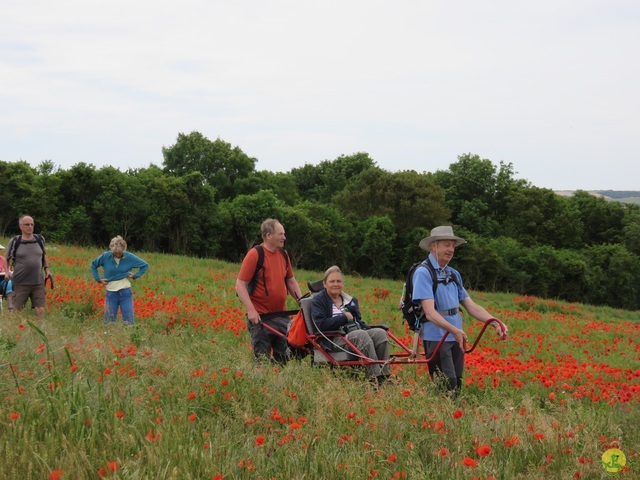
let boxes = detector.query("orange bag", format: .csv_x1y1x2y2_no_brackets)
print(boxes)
287,311,308,348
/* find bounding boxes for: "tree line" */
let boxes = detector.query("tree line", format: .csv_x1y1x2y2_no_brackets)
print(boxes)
2,131,639,310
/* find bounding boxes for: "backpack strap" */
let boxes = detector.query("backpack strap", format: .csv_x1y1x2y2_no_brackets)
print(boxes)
248,245,290,297
7,234,47,269
7,235,22,268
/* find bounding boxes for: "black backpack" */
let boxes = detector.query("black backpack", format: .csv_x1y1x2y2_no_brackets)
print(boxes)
399,260,462,331
7,234,46,269
247,245,291,296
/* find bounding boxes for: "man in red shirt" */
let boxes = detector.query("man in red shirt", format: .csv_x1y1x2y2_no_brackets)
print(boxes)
236,219,303,364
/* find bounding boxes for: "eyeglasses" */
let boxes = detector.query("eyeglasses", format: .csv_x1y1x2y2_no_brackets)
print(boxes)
21,223,34,226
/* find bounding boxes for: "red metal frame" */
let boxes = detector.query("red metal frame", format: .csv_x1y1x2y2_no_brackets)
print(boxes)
261,317,506,367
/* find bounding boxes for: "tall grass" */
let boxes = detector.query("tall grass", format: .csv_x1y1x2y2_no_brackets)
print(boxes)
0,243,638,479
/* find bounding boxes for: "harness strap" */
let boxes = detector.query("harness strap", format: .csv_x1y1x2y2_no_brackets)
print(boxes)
260,310,299,322
437,307,460,316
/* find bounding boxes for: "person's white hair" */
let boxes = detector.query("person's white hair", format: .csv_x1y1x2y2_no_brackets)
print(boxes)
109,236,127,253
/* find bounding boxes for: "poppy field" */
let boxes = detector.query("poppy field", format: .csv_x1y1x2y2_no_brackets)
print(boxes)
1,243,639,479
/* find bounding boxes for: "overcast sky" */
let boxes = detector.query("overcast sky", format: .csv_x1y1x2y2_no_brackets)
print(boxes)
2,1,639,191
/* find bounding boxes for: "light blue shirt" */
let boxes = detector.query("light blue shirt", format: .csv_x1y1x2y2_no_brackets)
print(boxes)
412,253,468,341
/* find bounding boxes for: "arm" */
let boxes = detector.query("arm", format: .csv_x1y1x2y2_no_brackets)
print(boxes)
460,297,508,340
42,249,51,277
128,254,149,279
90,255,104,282
422,298,467,350
285,276,303,304
235,278,261,325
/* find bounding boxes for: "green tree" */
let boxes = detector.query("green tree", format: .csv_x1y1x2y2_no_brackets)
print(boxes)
503,186,584,248
224,191,285,257
233,170,301,205
584,244,640,309
621,205,640,255
434,154,527,237
568,191,625,246
335,169,450,241
290,152,377,203
162,132,256,200
281,202,351,272
91,166,141,243
0,161,39,235
351,216,397,277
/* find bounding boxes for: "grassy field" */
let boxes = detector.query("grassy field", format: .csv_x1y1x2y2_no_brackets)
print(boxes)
1,242,638,479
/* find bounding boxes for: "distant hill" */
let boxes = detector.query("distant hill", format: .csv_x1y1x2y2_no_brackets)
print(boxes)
554,190,640,205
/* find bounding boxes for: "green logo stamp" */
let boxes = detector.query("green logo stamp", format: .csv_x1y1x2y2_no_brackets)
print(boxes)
601,448,635,476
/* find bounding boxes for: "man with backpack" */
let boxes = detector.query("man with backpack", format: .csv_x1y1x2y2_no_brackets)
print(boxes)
4,215,52,318
236,218,303,364
411,225,508,396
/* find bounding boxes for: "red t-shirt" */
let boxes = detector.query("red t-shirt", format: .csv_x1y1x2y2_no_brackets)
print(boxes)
238,245,294,314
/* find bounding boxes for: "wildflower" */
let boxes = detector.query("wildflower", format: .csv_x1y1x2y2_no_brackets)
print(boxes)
387,454,397,463
475,445,491,456
463,457,478,467
115,411,124,419
49,471,64,480
188,413,197,422
9,412,19,421
401,389,411,397
289,422,302,430
548,392,556,401
255,435,265,447
534,433,545,441
504,436,519,447
453,409,463,419
187,392,196,400
146,430,160,441
437,447,450,457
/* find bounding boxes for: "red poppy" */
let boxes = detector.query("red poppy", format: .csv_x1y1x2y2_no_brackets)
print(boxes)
437,447,450,457
463,457,478,467
475,445,491,456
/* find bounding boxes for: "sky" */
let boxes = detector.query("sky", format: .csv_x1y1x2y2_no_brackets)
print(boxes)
1,1,639,191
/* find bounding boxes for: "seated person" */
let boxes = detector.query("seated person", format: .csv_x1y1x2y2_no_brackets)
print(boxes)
311,265,391,385
0,244,12,308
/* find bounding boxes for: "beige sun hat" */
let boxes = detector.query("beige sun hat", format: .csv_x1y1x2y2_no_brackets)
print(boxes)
419,226,467,251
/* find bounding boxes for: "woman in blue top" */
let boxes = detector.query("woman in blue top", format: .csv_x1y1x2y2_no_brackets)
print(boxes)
90,236,149,325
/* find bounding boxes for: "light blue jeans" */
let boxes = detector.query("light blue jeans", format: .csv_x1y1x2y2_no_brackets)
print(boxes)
105,288,134,324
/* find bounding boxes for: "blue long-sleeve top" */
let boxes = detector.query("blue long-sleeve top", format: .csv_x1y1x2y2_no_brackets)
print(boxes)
90,251,149,282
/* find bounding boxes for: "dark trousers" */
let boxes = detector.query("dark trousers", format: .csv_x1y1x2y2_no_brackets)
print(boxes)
424,340,464,392
247,316,290,364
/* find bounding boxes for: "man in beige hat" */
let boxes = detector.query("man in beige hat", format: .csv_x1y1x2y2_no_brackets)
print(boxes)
412,225,508,395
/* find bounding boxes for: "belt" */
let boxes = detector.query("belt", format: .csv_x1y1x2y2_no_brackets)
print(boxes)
437,307,460,316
